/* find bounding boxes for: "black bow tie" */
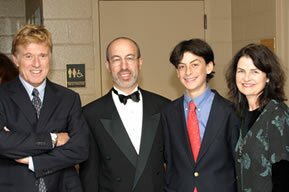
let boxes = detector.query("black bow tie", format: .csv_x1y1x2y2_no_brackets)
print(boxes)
112,88,140,105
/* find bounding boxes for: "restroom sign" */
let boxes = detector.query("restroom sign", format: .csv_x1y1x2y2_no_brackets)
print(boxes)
66,64,86,87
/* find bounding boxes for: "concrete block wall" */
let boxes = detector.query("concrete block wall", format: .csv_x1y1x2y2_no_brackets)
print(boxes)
0,0,25,55
43,0,101,106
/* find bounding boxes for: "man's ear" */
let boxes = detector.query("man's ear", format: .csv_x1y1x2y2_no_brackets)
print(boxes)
105,61,111,72
12,54,19,67
138,58,143,70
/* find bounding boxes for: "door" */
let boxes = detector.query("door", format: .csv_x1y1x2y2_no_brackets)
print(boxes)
99,1,205,99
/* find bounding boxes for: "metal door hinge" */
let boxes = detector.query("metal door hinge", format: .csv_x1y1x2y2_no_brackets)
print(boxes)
204,14,207,30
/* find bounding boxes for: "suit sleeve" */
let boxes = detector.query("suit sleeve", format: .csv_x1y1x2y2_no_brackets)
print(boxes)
161,110,174,191
227,107,240,154
32,93,89,178
0,103,53,159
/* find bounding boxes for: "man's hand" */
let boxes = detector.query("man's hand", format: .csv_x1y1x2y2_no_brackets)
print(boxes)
15,157,29,165
56,132,70,147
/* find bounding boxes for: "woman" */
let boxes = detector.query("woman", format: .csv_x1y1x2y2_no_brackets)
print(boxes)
226,43,289,192
0,52,18,84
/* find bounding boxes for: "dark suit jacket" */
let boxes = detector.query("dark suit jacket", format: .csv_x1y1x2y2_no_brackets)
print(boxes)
162,90,239,192
79,88,170,192
0,77,89,192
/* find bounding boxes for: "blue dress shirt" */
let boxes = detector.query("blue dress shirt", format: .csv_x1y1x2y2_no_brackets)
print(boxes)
183,87,215,142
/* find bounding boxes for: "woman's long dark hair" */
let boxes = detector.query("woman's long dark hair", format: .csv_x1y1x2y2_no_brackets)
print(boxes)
226,43,286,115
0,53,18,84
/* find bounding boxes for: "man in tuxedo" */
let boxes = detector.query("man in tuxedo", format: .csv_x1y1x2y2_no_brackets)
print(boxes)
79,37,170,192
162,38,239,192
0,24,89,192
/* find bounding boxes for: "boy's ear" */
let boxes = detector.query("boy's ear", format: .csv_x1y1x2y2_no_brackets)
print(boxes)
206,61,214,74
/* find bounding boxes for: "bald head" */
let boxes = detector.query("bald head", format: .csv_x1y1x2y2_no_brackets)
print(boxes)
106,37,141,61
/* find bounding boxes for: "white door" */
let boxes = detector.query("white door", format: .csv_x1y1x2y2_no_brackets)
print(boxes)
99,1,205,99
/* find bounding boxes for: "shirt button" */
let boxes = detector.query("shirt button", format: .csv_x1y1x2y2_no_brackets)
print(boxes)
194,172,199,177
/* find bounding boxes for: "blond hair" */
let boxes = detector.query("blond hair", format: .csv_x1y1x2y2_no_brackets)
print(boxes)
12,24,52,55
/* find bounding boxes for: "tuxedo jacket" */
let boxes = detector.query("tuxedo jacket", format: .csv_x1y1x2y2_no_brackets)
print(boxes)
79,88,170,192
162,90,239,192
0,77,89,192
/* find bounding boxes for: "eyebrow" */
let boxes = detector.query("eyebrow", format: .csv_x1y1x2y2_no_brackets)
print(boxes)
237,67,259,71
110,53,136,59
179,58,200,65
190,58,200,63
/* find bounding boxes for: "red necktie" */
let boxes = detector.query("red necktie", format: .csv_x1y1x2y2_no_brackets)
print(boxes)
187,101,200,192
187,101,201,161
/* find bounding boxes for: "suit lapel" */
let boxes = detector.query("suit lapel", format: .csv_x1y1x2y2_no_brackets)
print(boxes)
132,92,160,188
175,97,196,166
9,78,37,126
197,93,222,162
37,81,61,132
100,92,138,167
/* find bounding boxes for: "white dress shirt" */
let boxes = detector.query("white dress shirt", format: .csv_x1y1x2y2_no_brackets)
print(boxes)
112,86,143,154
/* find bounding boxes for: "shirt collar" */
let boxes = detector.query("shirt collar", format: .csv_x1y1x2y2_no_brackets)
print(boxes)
184,87,212,108
19,75,46,101
112,85,139,96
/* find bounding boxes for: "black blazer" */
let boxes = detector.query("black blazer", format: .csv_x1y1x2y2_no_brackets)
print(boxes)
0,77,89,192
162,90,239,192
79,88,170,192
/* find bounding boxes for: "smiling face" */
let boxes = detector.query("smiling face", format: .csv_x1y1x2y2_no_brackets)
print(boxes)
236,56,268,105
106,38,143,94
176,52,213,98
13,42,51,87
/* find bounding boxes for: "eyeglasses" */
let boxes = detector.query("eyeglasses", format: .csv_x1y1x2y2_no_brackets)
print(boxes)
109,55,139,66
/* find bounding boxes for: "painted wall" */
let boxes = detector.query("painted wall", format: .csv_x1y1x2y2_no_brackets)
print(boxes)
276,0,289,104
205,0,232,96
232,0,289,104
2,0,287,105
232,0,275,53
41,0,233,105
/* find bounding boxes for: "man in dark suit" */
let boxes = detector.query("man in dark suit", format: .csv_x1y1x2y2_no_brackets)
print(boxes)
162,39,239,192
0,24,89,192
79,37,170,192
